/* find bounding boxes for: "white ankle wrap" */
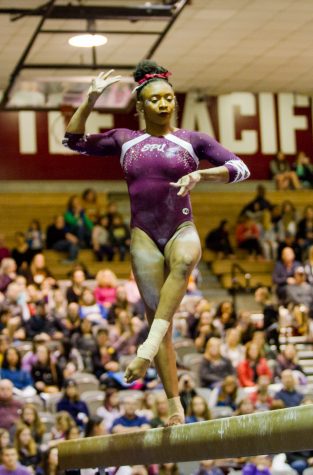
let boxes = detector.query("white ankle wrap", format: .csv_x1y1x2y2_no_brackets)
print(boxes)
137,319,170,362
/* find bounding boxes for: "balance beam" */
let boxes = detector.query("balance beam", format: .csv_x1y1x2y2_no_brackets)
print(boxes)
59,405,313,470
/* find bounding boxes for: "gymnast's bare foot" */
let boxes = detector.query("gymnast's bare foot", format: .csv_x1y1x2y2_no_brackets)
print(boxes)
165,414,185,426
124,356,150,383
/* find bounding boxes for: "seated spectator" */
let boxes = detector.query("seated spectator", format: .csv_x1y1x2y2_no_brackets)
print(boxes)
254,287,279,349
84,415,107,438
199,337,235,389
205,220,234,258
25,300,60,340
46,215,79,263
22,253,53,287
286,266,313,316
243,455,272,475
194,310,219,353
150,393,169,428
97,388,121,432
14,425,41,473
71,318,97,370
0,258,16,293
237,342,272,387
109,214,131,261
64,194,93,248
213,301,237,333
40,447,60,475
0,380,24,431
47,288,67,321
178,373,197,414
274,369,303,408
0,348,33,393
235,215,263,259
277,231,302,262
0,234,10,264
79,288,108,322
92,328,118,381
293,151,313,188
66,268,86,304
31,345,62,393
81,187,101,224
16,404,46,445
213,375,239,411
0,429,10,460
92,214,114,262
124,272,143,306
275,344,306,380
11,232,33,272
235,398,255,416
296,205,313,259
186,395,211,424
0,446,29,475
114,316,147,357
249,375,273,411
26,219,44,256
193,460,224,475
237,310,256,345
56,379,89,428
94,269,118,306
272,246,301,302
304,245,313,285
50,411,77,443
60,303,81,341
159,464,180,475
221,328,244,368
111,396,150,434
270,151,301,190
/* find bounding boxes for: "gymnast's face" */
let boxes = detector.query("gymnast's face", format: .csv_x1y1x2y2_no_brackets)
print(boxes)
139,81,175,127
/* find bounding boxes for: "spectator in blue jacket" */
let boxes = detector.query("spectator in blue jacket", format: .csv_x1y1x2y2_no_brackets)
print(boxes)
56,379,89,428
0,348,33,392
111,396,150,434
274,370,303,408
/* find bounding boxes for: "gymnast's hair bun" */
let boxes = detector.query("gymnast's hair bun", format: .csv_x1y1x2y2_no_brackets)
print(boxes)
133,59,169,83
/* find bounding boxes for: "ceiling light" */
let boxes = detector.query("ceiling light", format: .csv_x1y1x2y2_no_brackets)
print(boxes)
68,34,108,48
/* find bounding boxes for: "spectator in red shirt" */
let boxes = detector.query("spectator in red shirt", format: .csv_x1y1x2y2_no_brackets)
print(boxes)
235,215,263,258
237,342,272,387
249,374,273,411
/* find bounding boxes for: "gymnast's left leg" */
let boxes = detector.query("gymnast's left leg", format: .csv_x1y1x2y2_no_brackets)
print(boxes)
125,223,201,390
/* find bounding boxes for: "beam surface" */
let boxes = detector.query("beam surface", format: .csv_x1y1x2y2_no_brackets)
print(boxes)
59,405,313,470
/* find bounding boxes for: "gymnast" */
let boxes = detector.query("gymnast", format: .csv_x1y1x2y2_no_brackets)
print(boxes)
63,60,250,425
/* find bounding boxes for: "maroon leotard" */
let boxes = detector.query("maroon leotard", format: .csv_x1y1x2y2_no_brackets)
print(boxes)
63,128,250,251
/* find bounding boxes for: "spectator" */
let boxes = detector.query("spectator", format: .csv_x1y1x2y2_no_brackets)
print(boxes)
221,328,244,368
213,375,239,411
84,415,107,437
81,188,101,224
242,455,272,475
64,194,93,248
31,345,62,394
96,388,121,432
14,425,41,473
111,396,150,434
22,253,53,287
0,446,29,475
178,373,197,414
39,447,60,475
109,214,131,261
204,220,234,258
249,375,273,411
11,233,33,272
26,220,44,256
293,151,313,188
194,310,218,353
236,398,255,416
94,269,118,306
0,348,33,393
56,379,89,428
277,231,302,262
159,464,180,475
0,258,16,293
296,205,313,259
254,287,279,349
275,344,306,380
199,337,235,389
274,369,303,408
71,318,97,370
186,395,211,424
235,215,263,259
0,380,24,431
66,269,86,304
50,411,76,443
46,215,79,263
16,404,46,445
79,288,108,323
106,201,119,229
304,245,313,285
213,301,237,333
92,215,114,262
270,151,301,190
193,460,224,475
277,200,298,240
286,266,313,315
0,235,10,264
272,246,301,302
150,393,169,428
0,429,10,462
25,300,59,340
240,185,273,216
237,342,272,387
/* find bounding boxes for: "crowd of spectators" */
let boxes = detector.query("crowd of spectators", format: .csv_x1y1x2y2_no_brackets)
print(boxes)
0,184,313,474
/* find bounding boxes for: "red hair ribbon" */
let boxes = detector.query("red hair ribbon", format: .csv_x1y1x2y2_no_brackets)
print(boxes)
137,71,172,85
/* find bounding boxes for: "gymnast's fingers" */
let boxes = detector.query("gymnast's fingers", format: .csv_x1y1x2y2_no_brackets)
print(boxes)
103,69,114,79
169,181,181,188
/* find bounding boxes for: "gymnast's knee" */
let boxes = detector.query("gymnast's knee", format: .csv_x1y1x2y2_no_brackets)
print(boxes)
171,252,200,277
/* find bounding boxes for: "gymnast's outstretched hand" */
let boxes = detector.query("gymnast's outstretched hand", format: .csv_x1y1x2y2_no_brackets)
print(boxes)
87,70,122,103
124,356,150,383
170,171,201,196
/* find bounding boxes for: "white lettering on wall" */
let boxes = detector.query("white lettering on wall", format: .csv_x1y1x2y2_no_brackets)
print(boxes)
18,111,37,154
278,93,309,154
259,93,277,154
181,92,215,137
218,93,258,154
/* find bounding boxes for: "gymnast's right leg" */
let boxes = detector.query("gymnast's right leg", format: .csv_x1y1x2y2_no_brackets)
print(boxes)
129,227,183,424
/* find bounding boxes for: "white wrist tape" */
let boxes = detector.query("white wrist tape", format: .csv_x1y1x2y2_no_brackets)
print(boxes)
168,397,185,420
137,319,170,362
